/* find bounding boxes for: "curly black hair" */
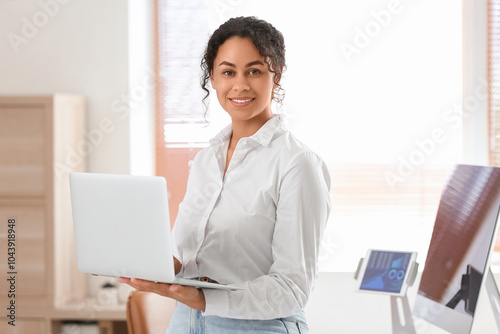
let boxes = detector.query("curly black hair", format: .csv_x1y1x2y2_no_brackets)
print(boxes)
200,16,286,112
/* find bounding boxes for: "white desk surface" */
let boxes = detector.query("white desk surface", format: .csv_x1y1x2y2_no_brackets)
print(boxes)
306,272,500,334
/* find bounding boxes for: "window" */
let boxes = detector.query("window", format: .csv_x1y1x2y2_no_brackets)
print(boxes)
155,0,463,271
489,0,500,167
155,0,210,225
488,0,500,251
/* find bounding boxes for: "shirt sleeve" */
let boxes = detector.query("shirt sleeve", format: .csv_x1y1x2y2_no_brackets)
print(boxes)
202,150,332,319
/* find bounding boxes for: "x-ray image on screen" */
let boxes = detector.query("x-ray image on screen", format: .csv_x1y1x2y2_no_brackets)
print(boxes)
413,165,500,334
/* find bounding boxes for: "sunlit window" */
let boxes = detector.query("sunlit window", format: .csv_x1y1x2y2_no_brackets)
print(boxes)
489,0,500,167
156,0,463,271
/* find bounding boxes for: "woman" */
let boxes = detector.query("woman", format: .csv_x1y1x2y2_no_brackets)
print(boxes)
120,16,331,333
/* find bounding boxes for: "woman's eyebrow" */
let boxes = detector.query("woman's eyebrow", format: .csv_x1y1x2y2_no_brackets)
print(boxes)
218,61,235,67
218,60,265,67
245,60,265,67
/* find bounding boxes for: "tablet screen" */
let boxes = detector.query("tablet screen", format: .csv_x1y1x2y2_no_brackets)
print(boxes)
359,250,415,295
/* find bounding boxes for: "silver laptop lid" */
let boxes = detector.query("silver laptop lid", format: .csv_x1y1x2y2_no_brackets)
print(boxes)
69,172,175,282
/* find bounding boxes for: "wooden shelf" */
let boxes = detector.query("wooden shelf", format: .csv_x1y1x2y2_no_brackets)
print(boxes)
21,300,126,321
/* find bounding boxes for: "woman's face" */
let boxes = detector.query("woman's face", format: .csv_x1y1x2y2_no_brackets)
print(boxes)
211,37,275,124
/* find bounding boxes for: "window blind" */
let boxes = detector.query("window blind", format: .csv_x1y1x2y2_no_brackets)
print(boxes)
329,164,445,219
489,0,500,166
155,0,209,224
488,0,500,251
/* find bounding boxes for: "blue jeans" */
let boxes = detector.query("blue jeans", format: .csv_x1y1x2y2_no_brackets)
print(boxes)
166,302,309,334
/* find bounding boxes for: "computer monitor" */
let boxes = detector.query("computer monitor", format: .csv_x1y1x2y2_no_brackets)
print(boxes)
413,164,500,334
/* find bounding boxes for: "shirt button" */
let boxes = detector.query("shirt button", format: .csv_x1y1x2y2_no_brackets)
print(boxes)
240,139,247,146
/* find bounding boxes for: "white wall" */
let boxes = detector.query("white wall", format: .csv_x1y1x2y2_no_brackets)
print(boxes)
0,0,130,174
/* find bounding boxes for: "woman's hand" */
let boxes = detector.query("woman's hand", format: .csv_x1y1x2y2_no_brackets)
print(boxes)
118,277,206,312
118,257,205,311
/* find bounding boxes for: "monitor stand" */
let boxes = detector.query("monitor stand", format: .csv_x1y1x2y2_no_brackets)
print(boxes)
445,264,483,315
390,294,416,334
354,258,419,334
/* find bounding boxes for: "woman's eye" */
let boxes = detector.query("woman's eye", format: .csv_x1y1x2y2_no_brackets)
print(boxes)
249,69,260,75
223,70,234,76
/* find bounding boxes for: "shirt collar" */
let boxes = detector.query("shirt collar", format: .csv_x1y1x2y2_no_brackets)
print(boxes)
209,114,287,148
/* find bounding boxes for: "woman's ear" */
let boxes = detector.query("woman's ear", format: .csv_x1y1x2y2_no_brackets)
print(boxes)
273,66,283,88
273,74,281,89
210,72,216,89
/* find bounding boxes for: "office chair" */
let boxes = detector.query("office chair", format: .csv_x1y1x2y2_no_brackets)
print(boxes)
126,290,176,334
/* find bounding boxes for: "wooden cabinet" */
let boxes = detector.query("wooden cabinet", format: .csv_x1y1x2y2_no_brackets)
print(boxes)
0,95,128,333
0,95,86,307
0,104,46,197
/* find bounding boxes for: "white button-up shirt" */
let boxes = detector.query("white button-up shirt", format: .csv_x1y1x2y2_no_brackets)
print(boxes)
171,114,331,320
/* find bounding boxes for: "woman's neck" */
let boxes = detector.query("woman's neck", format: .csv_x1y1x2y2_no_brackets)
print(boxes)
224,114,272,176
229,114,273,148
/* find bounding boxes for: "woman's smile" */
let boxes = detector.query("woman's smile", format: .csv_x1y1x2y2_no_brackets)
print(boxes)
229,97,255,107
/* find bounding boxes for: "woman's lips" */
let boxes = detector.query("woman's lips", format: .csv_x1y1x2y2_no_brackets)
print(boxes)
229,97,255,107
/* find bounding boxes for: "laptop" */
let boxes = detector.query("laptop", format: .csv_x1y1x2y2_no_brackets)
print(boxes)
69,172,244,290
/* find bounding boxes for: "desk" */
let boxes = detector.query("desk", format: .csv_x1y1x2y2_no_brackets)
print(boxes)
306,272,500,333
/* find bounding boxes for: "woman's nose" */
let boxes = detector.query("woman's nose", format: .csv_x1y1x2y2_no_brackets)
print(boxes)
232,74,250,91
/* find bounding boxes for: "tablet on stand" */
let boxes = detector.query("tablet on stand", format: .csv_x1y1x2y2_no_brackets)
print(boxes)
354,249,419,334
